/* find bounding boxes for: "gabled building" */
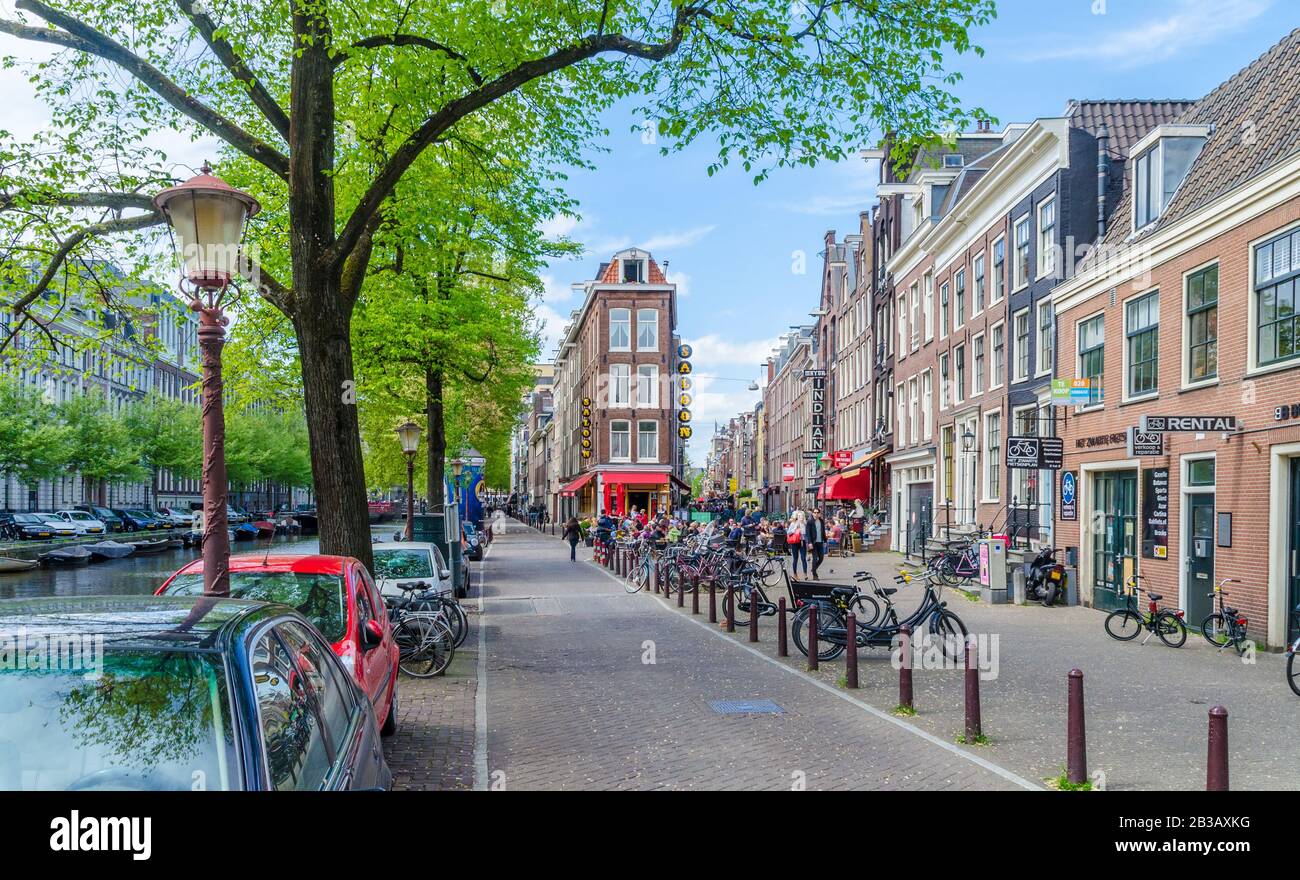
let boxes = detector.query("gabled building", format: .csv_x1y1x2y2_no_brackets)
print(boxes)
1051,29,1300,645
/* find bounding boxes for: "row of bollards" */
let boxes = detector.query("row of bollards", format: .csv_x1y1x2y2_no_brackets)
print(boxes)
616,553,1232,792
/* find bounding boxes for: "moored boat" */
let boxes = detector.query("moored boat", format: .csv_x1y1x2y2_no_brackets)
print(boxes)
39,546,92,566
232,522,259,541
251,520,276,538
0,556,39,573
85,540,135,560
130,538,171,555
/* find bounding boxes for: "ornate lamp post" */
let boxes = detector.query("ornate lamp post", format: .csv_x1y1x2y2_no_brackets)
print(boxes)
450,457,466,508
396,421,422,541
154,163,260,597
962,427,977,527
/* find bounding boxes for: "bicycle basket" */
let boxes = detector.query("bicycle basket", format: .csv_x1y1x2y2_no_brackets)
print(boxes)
784,571,837,607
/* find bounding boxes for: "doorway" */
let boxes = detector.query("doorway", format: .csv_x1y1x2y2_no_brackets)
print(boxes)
908,484,933,557
1092,469,1137,612
1290,459,1300,642
1185,493,1215,622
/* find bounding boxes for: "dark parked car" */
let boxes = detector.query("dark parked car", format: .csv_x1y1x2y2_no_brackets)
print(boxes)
0,513,57,541
0,595,393,791
112,508,161,531
462,522,484,561
74,505,124,533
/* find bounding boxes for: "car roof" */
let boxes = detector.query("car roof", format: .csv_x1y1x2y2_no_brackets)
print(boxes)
371,542,437,552
174,552,355,577
0,595,277,651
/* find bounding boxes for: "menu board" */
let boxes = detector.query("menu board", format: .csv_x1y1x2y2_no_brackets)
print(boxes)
1142,467,1169,559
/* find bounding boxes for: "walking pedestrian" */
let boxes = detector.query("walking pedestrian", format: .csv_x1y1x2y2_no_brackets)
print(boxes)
562,516,581,562
809,508,827,580
787,507,808,579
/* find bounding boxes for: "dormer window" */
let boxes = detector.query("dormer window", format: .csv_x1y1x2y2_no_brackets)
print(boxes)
942,153,963,168
1131,126,1209,230
622,258,645,283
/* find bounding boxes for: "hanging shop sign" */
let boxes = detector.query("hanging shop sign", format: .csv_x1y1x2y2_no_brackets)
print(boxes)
830,449,853,469
1139,415,1239,433
1126,426,1164,457
676,349,693,429
1075,431,1127,449
781,461,796,482
581,396,592,458
804,370,826,460
678,424,692,439
1051,378,1100,405
1004,436,1064,470
678,343,693,360
1142,467,1170,559
1060,471,1077,521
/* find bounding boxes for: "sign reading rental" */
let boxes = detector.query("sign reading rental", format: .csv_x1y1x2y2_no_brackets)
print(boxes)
1139,415,1239,433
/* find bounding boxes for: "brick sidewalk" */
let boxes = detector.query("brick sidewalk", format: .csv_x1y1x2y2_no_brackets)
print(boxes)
382,607,479,791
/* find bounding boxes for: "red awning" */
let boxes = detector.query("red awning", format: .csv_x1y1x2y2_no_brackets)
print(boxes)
817,469,871,501
560,472,595,496
602,471,670,486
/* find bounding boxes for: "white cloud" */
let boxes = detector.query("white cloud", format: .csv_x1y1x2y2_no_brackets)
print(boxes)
678,332,778,466
1024,0,1271,68
584,224,716,258
665,270,692,297
540,213,580,239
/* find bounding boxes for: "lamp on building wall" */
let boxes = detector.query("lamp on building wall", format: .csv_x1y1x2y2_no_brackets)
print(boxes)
153,162,260,597
396,421,422,541
962,427,977,526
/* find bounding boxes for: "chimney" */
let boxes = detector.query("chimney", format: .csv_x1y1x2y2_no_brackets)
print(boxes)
1096,123,1110,240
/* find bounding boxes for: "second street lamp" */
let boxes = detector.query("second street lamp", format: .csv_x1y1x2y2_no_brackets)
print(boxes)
396,421,422,541
154,163,260,598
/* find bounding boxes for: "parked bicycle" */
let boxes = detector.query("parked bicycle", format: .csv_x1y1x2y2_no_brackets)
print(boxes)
1103,575,1187,647
1287,604,1300,697
387,583,458,677
1199,577,1249,655
791,568,967,663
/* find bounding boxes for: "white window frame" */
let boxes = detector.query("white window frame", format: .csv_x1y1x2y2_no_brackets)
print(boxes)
1013,216,1031,291
1122,287,1160,403
1036,196,1057,280
897,293,908,358
610,363,631,406
953,343,966,404
923,272,934,341
972,251,985,316
1035,299,1054,379
1246,219,1300,377
921,369,933,441
938,353,950,411
636,308,658,351
939,280,950,340
982,408,1001,502
1075,310,1107,412
909,281,921,350
990,234,1006,305
610,419,632,461
971,331,986,396
609,307,631,351
636,364,659,408
1012,307,1031,383
1181,258,1221,391
989,320,1006,390
954,267,966,329
636,420,658,462
896,382,906,444
908,377,919,445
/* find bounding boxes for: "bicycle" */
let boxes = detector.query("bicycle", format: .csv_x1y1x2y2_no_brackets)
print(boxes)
1286,604,1300,697
387,583,457,677
791,568,967,663
1199,577,1248,655
1103,575,1187,647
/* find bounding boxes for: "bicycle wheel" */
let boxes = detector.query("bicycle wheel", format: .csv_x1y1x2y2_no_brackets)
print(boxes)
443,600,469,649
1156,611,1188,648
928,608,968,662
759,557,785,589
791,604,846,661
847,595,881,628
1288,648,1300,697
626,558,647,594
664,568,680,597
1200,612,1233,649
394,615,454,678
1104,609,1142,641
723,582,749,627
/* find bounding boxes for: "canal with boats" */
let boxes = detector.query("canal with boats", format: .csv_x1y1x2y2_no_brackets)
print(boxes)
0,526,405,600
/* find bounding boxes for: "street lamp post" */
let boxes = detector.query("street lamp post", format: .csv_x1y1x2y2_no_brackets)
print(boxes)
154,163,260,597
396,421,422,541
962,428,977,528
451,458,465,508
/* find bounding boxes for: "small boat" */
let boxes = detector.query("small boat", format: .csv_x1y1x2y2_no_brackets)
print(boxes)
39,546,93,566
0,556,39,573
130,539,172,555
251,520,277,538
85,540,135,560
232,523,260,541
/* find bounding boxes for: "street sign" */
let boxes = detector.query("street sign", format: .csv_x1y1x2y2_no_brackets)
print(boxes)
1139,415,1238,433
1004,436,1064,470
781,461,796,481
1126,426,1164,456
830,449,852,468
1052,378,1099,405
1060,471,1077,521
801,369,827,379
807,371,826,460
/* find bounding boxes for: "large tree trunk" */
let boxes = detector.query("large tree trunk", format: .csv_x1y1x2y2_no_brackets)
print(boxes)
426,367,445,508
286,1,372,570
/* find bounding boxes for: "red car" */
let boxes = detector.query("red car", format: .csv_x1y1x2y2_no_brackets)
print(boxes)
157,553,401,736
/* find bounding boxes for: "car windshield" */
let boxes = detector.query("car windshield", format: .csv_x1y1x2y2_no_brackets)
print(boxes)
35,515,63,523
372,549,434,580
14,515,40,524
92,509,115,518
164,571,347,642
0,650,241,791
67,512,94,522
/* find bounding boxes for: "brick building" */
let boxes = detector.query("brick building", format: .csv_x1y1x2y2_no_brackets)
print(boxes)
762,327,815,512
1051,30,1300,646
552,248,689,517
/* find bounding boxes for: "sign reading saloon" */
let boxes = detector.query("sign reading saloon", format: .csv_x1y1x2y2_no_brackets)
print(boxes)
1139,415,1239,433
803,369,826,460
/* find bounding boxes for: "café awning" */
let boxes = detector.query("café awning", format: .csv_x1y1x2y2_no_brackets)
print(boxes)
559,472,595,496
816,468,871,500
602,471,670,486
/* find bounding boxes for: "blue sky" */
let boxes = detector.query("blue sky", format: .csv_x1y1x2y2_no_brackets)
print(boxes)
534,0,1297,465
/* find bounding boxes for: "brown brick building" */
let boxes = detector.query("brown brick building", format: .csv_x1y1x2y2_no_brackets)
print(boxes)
552,248,689,517
1051,30,1300,646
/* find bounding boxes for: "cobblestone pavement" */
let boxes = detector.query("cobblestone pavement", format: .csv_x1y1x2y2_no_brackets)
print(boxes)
663,548,1300,791
477,527,1034,791
383,606,478,791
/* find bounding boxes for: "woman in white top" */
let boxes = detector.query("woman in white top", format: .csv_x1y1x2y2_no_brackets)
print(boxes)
787,507,809,579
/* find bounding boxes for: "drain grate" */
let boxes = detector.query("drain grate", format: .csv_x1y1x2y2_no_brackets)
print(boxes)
708,699,784,715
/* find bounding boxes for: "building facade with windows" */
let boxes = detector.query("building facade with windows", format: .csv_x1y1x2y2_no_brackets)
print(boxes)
551,248,688,518
1051,30,1300,646
762,327,814,513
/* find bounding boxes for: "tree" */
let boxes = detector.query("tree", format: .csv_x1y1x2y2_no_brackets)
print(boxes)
0,375,72,507
124,393,201,509
57,391,145,503
0,0,994,567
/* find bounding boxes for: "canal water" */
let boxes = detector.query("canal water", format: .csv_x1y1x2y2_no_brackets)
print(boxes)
0,526,407,600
